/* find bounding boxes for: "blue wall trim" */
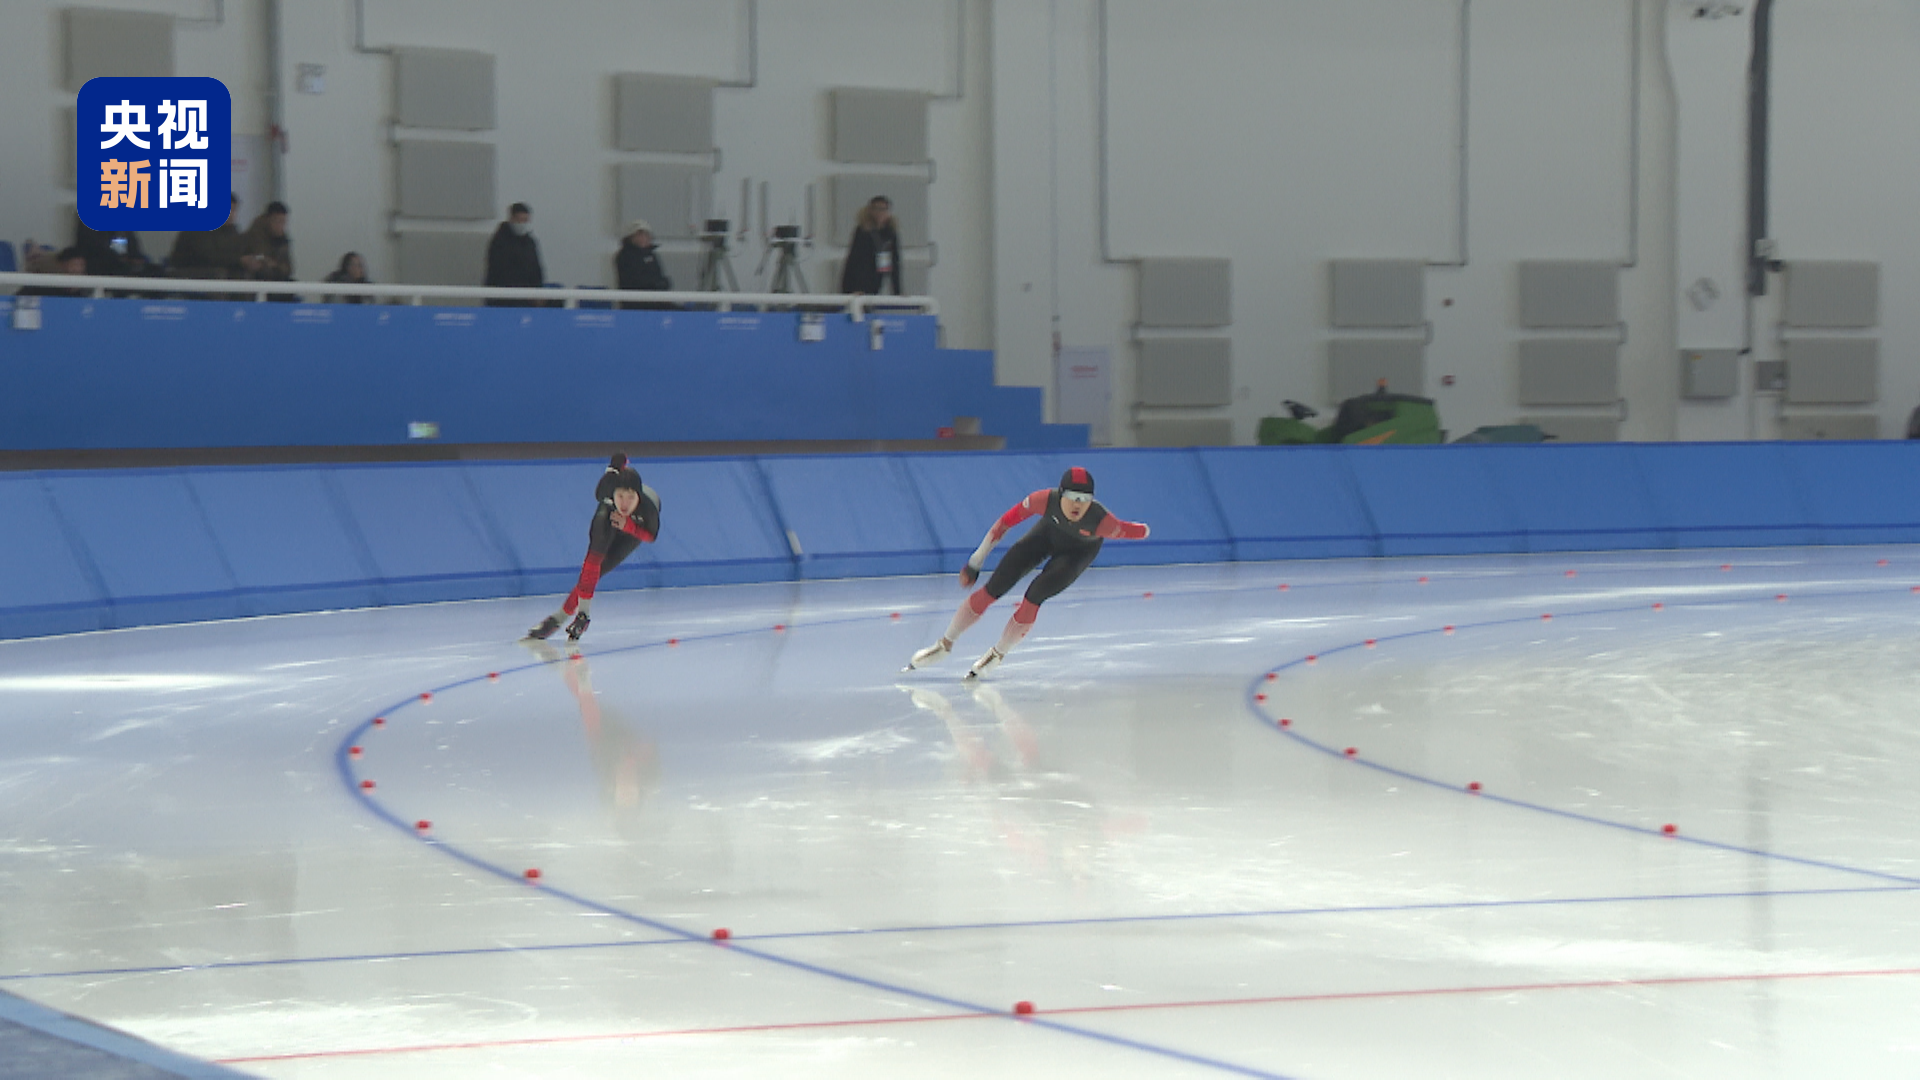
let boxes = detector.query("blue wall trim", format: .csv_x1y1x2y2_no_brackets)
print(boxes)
3,441,1918,640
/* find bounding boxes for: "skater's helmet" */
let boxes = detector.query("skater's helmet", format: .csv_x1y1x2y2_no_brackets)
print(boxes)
1059,466,1095,499
596,461,643,503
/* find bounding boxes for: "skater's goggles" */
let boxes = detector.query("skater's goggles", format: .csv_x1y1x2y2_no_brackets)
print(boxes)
1059,491,1094,505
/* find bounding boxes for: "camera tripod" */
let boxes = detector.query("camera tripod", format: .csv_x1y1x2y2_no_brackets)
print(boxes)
697,233,739,293
755,237,810,294
756,237,810,294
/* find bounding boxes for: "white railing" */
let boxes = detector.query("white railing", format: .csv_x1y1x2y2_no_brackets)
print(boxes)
0,272,937,322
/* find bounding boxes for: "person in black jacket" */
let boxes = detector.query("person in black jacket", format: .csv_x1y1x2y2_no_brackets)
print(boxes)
614,220,674,309
838,195,902,296
484,202,545,307
72,212,150,278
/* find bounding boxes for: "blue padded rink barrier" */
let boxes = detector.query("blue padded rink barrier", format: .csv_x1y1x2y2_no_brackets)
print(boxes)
3,442,1920,1078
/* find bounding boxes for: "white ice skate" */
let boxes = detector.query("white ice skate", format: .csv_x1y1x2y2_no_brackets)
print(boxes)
963,647,1004,681
902,640,952,672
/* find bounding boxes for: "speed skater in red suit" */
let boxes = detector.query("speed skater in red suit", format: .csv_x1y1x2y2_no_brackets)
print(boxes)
904,467,1150,679
526,453,662,642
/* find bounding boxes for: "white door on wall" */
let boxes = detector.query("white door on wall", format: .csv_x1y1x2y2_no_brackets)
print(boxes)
1056,346,1112,445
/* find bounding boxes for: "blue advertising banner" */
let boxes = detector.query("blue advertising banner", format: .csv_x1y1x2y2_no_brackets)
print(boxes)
76,77,232,232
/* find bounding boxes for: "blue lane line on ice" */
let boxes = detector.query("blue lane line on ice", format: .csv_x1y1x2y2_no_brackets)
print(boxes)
1066,549,1910,597
331,647,1300,1078
1033,557,1915,631
302,570,1911,1076
1246,588,1920,887
7,556,1897,1071
5,882,1913,985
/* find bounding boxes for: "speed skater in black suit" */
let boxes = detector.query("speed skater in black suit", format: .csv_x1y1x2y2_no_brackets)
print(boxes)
905,467,1150,679
526,454,661,642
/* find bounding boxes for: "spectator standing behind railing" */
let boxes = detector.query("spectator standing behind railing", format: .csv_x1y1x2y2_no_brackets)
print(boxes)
242,201,294,285
838,195,902,296
169,193,261,281
485,201,544,307
614,220,673,310
324,252,372,304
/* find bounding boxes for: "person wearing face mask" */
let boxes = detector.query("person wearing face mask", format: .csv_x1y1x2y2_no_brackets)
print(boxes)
485,201,546,307
904,467,1151,680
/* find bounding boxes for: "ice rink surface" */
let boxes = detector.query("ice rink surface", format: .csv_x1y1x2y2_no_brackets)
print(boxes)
2,548,1918,1079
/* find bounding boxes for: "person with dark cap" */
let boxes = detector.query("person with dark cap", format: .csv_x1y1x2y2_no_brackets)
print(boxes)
485,201,545,307
527,454,662,642
904,467,1150,679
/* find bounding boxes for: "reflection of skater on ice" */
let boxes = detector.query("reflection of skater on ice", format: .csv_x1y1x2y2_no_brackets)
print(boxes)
903,682,1042,780
520,639,662,829
526,453,662,642
905,467,1149,679
900,682,1111,880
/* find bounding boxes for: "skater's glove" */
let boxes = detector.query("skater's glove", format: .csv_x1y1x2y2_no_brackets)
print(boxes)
960,564,979,588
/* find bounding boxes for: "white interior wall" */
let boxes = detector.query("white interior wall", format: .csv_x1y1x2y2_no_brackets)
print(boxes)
987,1,1056,406
3,0,1915,443
1100,0,1462,440
0,0,271,258
1009,0,1670,445
1769,0,1920,440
